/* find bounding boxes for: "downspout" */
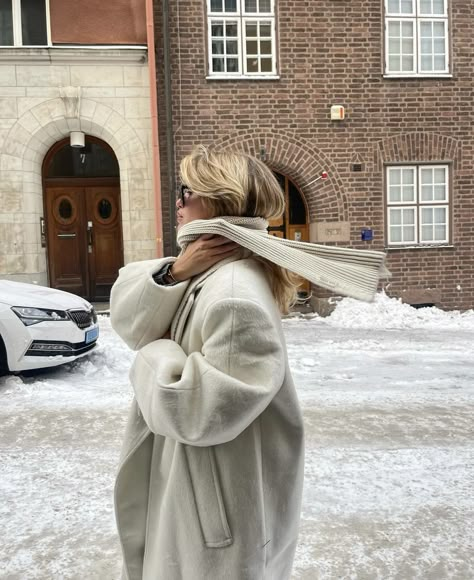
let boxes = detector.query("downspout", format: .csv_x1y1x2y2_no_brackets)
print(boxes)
162,0,177,255
145,0,164,257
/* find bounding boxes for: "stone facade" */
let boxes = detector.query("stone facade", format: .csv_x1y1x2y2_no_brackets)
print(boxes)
153,0,474,310
0,49,155,286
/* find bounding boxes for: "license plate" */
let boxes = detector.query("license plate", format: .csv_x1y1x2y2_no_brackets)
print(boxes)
85,326,99,344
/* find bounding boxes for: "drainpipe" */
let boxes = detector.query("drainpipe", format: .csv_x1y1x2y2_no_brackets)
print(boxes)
145,0,164,257
162,0,177,255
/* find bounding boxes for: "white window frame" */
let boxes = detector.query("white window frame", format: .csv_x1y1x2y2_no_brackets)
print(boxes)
0,0,51,47
207,0,278,79
386,164,450,246
384,0,449,77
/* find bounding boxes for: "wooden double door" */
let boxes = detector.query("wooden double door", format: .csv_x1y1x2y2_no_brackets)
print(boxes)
45,183,123,301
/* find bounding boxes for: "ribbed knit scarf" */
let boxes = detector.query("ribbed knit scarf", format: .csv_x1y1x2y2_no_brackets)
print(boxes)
177,217,389,302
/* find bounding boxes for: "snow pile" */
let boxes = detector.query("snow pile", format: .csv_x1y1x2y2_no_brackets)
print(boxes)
324,292,474,330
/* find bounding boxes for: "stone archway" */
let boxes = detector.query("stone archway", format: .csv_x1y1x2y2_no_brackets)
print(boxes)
0,96,153,285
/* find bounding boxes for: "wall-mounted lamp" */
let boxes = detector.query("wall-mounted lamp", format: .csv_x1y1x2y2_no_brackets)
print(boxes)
70,131,85,148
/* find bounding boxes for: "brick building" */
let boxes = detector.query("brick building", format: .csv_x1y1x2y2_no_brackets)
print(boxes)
153,0,473,311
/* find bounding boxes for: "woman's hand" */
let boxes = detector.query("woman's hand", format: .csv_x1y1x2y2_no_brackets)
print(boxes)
171,235,240,281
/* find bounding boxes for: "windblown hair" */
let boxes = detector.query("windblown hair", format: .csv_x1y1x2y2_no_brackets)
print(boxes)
180,145,301,313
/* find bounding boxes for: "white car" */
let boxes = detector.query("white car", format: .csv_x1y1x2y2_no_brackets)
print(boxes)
0,281,99,374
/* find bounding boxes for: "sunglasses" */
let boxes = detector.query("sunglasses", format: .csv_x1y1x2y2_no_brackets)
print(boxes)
178,184,193,207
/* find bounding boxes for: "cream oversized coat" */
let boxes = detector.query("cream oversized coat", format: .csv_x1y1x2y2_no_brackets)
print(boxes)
110,256,305,580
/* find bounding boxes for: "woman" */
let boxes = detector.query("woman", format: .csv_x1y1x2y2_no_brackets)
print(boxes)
110,146,305,580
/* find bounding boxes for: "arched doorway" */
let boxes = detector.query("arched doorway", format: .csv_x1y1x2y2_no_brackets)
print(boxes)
42,136,124,301
268,173,310,297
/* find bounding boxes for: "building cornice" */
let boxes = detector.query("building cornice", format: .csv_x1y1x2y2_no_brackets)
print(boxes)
0,46,148,65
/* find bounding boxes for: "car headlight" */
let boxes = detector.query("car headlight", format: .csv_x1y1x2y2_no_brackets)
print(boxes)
11,307,69,326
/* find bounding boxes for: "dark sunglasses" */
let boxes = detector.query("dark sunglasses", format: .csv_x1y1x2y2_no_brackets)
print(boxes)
178,184,193,207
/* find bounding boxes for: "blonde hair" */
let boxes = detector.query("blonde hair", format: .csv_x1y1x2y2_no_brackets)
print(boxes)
180,145,300,313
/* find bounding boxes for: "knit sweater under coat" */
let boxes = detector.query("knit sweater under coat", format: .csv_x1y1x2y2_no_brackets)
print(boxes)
110,256,305,580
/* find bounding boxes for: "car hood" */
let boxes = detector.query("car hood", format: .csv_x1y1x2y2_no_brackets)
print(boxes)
0,281,93,311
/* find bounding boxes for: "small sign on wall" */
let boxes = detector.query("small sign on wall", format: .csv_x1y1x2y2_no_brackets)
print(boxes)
310,222,351,243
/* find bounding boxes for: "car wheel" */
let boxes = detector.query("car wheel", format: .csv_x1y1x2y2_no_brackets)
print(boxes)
0,335,9,376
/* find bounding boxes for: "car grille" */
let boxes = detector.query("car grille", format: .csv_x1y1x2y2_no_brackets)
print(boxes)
68,308,97,329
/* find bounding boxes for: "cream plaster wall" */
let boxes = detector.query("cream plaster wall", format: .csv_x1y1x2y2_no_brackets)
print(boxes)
0,53,155,286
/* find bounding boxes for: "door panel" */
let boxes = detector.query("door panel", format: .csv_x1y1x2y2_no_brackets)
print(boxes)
46,187,88,296
86,186,123,301
45,183,123,300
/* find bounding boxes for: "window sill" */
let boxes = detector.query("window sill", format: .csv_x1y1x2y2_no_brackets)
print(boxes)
383,74,453,79
385,244,454,251
0,46,148,64
206,75,280,81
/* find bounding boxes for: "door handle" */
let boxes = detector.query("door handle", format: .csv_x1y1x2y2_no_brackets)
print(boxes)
57,233,76,238
87,221,93,253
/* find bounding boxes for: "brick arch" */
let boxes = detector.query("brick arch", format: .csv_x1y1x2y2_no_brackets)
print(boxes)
375,132,461,169
213,131,349,222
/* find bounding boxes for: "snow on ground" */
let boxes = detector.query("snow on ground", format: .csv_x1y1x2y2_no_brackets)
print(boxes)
1,293,474,579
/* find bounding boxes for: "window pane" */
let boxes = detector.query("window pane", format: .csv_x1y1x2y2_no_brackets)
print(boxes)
390,209,402,225
434,224,446,240
421,225,432,240
246,39,258,54
212,40,224,54
433,167,446,184
387,0,414,13
420,0,445,15
421,184,432,201
261,57,272,72
421,207,433,223
433,54,446,71
402,55,414,71
21,0,48,45
211,0,223,11
260,0,271,11
211,22,224,37
403,208,415,225
227,57,238,72
212,57,225,72
434,207,446,222
245,0,257,12
226,39,238,54
224,0,237,11
0,0,13,45
403,226,415,241
260,39,272,54
260,22,271,37
390,185,402,202
433,184,445,200
226,22,237,36
246,23,257,36
390,227,402,242
246,57,258,72
389,168,401,185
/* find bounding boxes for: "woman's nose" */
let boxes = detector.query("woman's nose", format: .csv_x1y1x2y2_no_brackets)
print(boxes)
176,197,183,209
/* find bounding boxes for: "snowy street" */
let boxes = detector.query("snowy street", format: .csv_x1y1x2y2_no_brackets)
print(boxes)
1,295,474,579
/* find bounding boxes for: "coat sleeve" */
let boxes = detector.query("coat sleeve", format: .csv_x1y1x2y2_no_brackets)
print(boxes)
110,258,190,351
129,297,285,446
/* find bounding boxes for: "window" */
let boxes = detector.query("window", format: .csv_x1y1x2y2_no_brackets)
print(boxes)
0,0,49,47
386,165,450,246
207,0,276,77
384,0,449,75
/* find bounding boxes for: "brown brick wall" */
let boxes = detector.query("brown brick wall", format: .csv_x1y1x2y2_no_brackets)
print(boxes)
154,0,474,310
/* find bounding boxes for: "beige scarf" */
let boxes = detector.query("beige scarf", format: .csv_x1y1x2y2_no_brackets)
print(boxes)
177,216,389,302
